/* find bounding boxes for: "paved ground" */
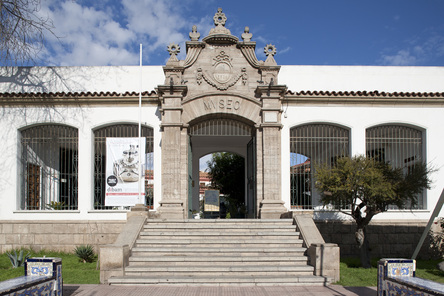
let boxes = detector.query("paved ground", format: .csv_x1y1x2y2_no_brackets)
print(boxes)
64,284,377,296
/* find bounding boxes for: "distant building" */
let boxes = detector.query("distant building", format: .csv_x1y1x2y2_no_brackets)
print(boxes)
199,171,212,199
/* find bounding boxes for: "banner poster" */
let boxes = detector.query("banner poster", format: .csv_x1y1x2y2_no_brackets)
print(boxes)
105,137,145,206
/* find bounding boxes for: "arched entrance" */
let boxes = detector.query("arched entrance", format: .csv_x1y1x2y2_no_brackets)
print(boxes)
188,117,256,218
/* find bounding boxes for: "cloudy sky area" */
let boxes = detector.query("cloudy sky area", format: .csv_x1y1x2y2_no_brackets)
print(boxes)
36,0,444,67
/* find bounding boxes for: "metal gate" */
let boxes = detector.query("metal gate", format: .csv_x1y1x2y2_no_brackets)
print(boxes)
189,118,252,137
20,124,79,210
188,136,193,218
247,137,256,218
290,123,350,209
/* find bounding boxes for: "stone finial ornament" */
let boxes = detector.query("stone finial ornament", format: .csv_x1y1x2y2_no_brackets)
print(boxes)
189,25,200,41
207,7,232,36
167,43,180,56
213,7,227,27
264,44,277,66
264,44,277,57
204,7,238,44
241,27,253,42
166,43,180,63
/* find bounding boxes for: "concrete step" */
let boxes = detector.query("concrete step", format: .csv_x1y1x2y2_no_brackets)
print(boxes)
143,220,294,228
131,246,307,255
139,231,300,236
143,224,296,229
128,256,309,267
144,219,293,224
127,261,307,267
134,244,303,249
135,241,303,247
131,251,306,257
136,237,303,242
108,274,327,286
124,266,315,277
124,272,316,278
128,255,308,263
125,265,314,272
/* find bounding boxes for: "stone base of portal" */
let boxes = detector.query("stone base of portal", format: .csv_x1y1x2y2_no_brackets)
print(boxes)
259,199,287,219
157,200,186,219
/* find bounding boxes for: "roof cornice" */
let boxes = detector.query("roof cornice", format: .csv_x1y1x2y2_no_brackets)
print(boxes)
0,91,159,106
1,89,444,106
284,90,444,105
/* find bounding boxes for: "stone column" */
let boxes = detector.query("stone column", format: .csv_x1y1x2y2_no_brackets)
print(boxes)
256,85,287,219
157,85,188,219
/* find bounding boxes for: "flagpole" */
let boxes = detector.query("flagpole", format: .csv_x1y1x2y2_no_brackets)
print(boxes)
138,44,143,205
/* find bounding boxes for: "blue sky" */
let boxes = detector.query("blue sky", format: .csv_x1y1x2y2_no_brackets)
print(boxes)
36,0,444,67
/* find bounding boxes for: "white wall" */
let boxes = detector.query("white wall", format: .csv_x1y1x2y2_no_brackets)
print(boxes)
281,104,444,220
0,104,161,221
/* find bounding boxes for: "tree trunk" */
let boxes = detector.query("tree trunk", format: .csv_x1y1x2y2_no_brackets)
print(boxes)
355,226,371,268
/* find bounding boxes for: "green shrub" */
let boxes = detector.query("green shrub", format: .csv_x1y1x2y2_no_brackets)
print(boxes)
74,245,96,263
46,201,65,210
6,249,30,268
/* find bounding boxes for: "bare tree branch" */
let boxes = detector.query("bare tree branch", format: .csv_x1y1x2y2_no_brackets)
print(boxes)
0,0,57,65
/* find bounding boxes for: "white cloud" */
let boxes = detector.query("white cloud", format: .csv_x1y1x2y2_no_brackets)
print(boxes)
255,46,266,61
199,154,212,171
423,34,444,57
379,26,444,66
380,50,417,66
39,1,138,65
194,15,215,39
280,46,291,55
120,0,189,56
37,0,199,66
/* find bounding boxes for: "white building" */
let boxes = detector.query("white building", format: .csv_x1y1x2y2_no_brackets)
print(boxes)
0,8,443,256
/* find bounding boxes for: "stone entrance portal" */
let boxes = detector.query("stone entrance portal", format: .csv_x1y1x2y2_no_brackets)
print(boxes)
156,8,287,219
189,117,255,218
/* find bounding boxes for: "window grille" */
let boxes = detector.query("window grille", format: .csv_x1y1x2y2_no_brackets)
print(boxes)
290,124,350,209
20,124,78,210
189,118,252,136
366,124,424,209
93,124,154,210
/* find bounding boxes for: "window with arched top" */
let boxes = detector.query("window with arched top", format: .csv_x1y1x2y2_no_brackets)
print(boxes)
366,124,425,209
93,124,154,209
20,124,78,210
290,123,350,209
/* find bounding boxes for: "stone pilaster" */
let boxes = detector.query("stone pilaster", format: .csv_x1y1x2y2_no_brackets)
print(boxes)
157,85,188,219
256,85,287,219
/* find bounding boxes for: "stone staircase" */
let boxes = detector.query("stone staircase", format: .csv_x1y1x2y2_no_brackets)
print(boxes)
108,219,326,286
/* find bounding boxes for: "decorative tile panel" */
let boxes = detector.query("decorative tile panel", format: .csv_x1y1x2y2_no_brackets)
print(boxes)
378,258,444,296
